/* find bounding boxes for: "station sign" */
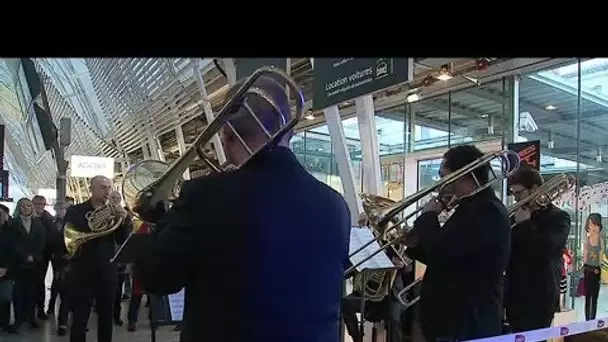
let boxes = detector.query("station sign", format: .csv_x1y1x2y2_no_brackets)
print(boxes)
235,58,288,81
70,155,115,179
312,58,413,110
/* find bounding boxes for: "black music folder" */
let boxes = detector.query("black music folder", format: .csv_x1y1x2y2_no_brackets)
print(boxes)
113,234,152,264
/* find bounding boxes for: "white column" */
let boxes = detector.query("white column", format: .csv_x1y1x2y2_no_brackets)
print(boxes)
193,63,227,165
175,125,191,180
155,137,166,163
324,106,363,223
146,130,162,161
141,143,151,160
356,94,383,196
222,58,237,86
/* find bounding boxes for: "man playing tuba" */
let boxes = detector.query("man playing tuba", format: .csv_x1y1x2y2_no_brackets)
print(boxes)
63,175,131,342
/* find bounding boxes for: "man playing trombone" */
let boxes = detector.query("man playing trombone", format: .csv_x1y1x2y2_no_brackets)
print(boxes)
134,74,351,342
505,166,571,334
404,145,511,342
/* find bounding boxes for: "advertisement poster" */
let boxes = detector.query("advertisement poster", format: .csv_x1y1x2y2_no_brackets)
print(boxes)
507,140,541,170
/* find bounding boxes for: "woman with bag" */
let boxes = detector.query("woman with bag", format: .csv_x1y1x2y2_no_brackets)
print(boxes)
582,213,605,320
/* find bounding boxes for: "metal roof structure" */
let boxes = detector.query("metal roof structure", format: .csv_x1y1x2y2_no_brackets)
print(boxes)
0,57,584,197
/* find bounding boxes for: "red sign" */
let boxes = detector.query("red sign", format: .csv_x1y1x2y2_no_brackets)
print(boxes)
508,140,541,171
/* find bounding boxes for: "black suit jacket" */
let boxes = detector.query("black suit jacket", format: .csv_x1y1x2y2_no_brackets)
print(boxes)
8,217,47,278
0,221,15,278
136,147,351,342
406,188,511,341
64,200,131,282
506,204,570,316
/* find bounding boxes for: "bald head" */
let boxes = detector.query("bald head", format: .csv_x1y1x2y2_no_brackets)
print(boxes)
90,175,112,203
220,75,293,166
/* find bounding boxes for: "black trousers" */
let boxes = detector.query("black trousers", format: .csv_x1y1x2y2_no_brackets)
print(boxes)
114,273,126,320
584,265,602,320
127,294,142,324
13,275,39,327
0,299,10,327
70,276,116,342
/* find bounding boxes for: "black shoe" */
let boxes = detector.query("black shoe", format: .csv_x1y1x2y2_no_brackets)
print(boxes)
4,325,18,334
174,325,181,331
57,326,68,336
122,294,130,301
127,323,136,332
29,321,40,329
37,311,48,320
114,318,124,326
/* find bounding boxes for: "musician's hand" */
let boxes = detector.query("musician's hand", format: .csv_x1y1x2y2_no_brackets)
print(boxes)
514,208,531,224
114,205,129,219
0,268,7,277
26,255,33,263
422,199,443,213
595,268,601,275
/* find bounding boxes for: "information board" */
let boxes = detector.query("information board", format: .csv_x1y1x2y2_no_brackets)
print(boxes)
312,58,413,110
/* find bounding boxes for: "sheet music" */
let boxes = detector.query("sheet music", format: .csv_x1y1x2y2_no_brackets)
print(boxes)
168,288,185,321
349,227,395,272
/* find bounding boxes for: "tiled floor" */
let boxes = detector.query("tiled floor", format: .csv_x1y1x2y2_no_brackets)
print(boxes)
573,284,608,322
0,301,180,342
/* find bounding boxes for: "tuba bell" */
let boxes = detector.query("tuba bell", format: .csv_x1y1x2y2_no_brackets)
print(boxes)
64,202,125,256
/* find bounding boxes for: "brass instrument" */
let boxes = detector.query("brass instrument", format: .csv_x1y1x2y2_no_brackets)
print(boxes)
508,173,575,226
111,66,304,262
346,150,521,274
64,202,126,256
351,195,408,301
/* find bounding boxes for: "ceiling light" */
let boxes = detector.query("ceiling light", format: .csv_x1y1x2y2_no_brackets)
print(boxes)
406,93,421,103
462,74,480,86
305,114,315,121
545,105,557,110
437,63,453,81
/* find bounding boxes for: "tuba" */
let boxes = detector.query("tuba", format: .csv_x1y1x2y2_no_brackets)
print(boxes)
111,66,304,261
64,202,125,256
346,150,521,274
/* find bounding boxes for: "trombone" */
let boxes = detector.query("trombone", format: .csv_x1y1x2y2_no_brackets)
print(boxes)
507,173,575,226
110,66,305,263
346,150,521,274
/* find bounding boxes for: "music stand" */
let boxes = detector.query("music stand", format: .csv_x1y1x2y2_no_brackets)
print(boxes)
148,288,184,342
347,227,401,341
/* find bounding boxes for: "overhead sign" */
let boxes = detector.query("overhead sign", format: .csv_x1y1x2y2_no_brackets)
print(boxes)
70,155,115,179
235,58,288,81
507,140,541,170
312,58,413,110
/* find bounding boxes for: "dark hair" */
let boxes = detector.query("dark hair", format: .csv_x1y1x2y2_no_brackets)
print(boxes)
223,75,292,142
32,195,46,202
442,144,488,184
65,196,74,202
509,164,543,189
586,213,603,232
0,204,9,215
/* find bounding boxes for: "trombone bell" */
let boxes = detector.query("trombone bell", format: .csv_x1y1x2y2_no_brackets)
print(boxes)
122,66,305,224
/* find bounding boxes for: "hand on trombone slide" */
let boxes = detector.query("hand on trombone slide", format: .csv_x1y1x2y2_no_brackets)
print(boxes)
422,198,445,214
513,207,532,224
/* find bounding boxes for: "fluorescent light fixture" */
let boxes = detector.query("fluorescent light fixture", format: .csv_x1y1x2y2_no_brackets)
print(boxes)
545,105,557,110
406,93,421,103
305,114,315,121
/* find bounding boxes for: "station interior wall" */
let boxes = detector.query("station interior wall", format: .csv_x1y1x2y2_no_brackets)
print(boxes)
292,59,608,309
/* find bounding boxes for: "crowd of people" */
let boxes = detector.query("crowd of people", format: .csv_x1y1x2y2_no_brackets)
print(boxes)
0,192,155,338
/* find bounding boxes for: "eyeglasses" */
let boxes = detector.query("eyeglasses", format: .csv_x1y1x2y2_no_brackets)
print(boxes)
509,188,525,197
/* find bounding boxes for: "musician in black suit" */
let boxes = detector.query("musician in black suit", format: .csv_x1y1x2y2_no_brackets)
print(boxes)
64,176,131,342
7,198,47,333
506,166,570,333
135,75,351,342
404,145,511,341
